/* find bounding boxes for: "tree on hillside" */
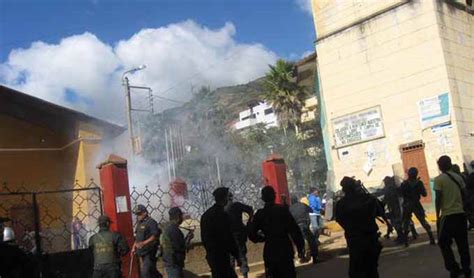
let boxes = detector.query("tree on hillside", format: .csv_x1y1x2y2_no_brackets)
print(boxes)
263,59,309,132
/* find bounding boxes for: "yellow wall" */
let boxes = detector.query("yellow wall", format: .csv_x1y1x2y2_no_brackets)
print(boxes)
0,114,70,188
311,0,472,189
0,115,105,188
0,114,114,251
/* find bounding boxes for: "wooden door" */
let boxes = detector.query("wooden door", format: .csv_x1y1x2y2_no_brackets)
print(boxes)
400,141,431,203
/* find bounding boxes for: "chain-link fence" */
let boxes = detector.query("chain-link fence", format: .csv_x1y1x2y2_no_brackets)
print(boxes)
0,181,103,254
130,179,263,230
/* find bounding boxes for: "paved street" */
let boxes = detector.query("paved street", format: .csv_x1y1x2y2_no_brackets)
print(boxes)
248,231,474,278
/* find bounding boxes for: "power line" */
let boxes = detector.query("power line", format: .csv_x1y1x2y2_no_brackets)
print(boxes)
152,94,186,104
151,50,244,96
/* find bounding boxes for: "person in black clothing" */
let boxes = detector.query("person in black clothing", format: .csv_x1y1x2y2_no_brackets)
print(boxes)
382,176,402,241
336,177,384,278
248,186,305,278
382,176,418,243
201,187,240,278
289,195,318,264
0,221,37,278
401,167,435,246
466,170,474,230
89,215,130,278
161,207,193,278
224,192,253,278
132,204,162,278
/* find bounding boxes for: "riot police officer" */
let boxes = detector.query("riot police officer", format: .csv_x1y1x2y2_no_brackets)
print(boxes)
336,177,384,278
248,186,305,278
89,215,129,278
201,187,240,278
401,167,435,246
133,204,162,278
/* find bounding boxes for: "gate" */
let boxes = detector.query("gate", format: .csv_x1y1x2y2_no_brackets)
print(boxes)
0,181,103,277
130,179,263,231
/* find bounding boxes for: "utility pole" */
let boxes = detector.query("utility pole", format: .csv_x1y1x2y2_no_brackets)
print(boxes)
165,130,172,183
215,156,221,186
122,65,146,155
124,76,134,153
169,127,176,179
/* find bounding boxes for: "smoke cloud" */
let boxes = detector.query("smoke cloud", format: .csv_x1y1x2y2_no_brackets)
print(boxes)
0,20,278,123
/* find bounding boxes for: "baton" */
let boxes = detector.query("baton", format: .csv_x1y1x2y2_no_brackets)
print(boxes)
128,252,134,278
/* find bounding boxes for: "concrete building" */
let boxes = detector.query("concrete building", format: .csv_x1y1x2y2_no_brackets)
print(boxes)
295,53,322,157
0,85,125,251
234,101,278,130
310,0,474,198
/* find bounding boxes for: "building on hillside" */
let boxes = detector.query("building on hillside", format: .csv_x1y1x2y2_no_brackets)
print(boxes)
295,52,321,155
294,52,327,187
310,0,474,198
299,96,319,155
0,85,125,252
233,101,278,130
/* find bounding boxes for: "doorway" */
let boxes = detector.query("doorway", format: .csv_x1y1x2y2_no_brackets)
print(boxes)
400,140,431,203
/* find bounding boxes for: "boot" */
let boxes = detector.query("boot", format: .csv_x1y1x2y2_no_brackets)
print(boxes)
410,223,418,240
428,231,436,245
312,255,320,264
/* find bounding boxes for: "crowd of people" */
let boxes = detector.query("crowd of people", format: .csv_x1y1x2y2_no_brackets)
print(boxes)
85,184,325,278
336,155,474,278
2,155,473,278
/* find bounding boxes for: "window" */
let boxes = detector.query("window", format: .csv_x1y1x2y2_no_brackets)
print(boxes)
241,114,256,121
264,108,273,115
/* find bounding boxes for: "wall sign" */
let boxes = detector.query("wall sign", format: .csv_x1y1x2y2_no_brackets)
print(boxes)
418,93,450,129
332,106,385,148
115,196,128,213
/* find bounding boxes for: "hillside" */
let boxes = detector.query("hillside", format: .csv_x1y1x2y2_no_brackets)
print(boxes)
170,77,266,123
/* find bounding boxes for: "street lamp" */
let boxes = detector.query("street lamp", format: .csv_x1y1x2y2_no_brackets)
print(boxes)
122,65,146,155
122,65,146,82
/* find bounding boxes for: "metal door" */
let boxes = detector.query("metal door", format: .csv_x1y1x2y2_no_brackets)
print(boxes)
400,140,431,203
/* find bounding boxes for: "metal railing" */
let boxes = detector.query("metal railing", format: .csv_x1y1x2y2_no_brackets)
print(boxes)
130,179,263,230
0,180,103,254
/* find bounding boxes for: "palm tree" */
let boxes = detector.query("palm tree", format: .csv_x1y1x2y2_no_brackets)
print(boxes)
263,59,309,133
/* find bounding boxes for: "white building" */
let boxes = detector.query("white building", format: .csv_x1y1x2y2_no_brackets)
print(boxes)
234,102,278,130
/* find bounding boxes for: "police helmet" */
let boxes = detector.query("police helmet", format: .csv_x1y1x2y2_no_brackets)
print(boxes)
98,215,111,226
133,204,148,215
3,227,15,242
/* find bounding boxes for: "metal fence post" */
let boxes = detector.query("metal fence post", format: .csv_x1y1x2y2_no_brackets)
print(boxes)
32,193,42,255
32,192,43,277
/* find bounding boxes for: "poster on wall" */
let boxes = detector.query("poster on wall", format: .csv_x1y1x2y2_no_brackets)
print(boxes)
418,93,450,129
332,106,385,148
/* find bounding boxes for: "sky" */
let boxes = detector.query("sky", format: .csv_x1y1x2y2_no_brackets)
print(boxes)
0,0,316,123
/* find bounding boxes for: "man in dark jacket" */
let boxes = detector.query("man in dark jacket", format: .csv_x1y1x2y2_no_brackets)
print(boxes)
201,187,240,278
89,215,129,278
336,177,383,278
289,195,318,264
161,207,193,278
133,204,162,278
249,186,305,278
401,167,435,246
0,219,37,278
224,192,253,278
465,169,474,230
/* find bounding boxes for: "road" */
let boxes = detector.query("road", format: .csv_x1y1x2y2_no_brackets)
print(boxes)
249,231,474,278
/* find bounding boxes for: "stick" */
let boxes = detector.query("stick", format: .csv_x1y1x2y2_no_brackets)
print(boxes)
128,252,134,278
